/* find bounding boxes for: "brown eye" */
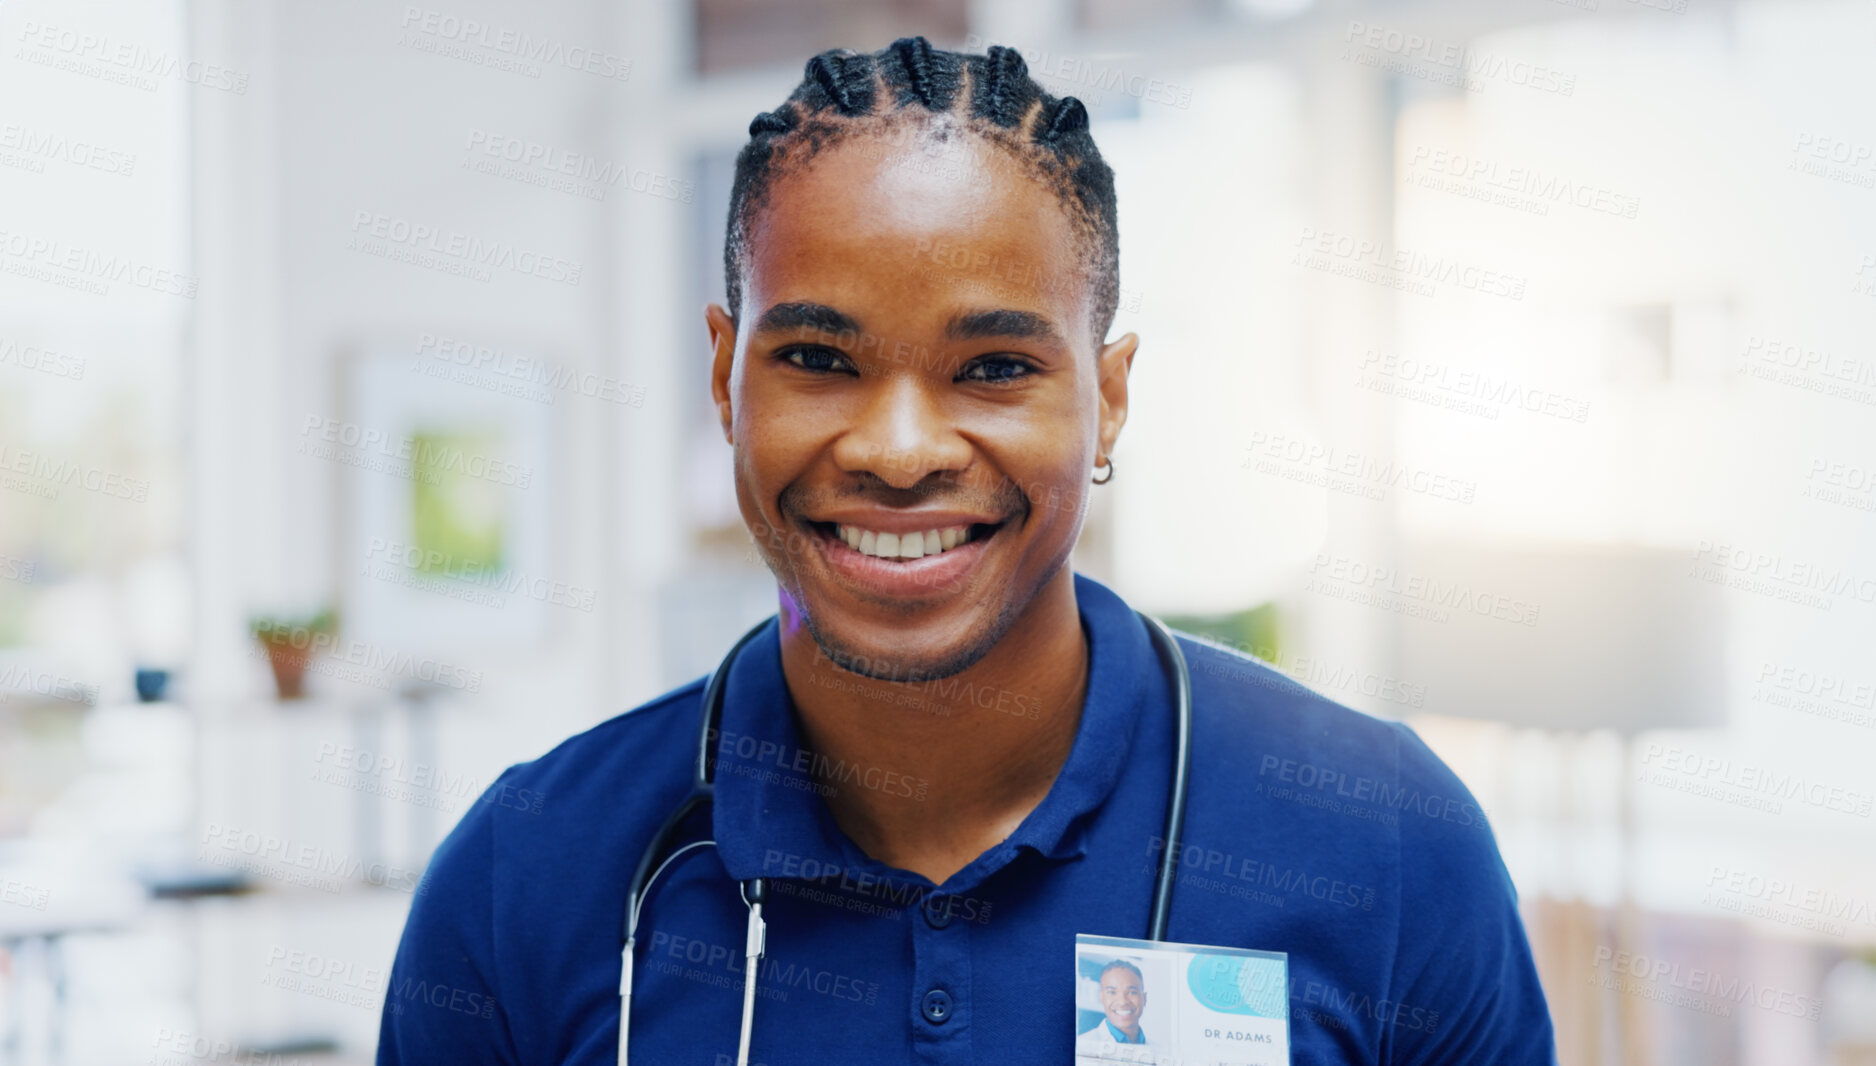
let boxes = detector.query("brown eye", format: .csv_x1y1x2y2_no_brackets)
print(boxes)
779,346,855,374
958,355,1035,383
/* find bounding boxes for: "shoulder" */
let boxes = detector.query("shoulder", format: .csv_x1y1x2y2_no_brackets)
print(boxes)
487,677,706,806
425,677,709,889
1179,630,1497,840
1176,633,1414,783
382,680,713,1056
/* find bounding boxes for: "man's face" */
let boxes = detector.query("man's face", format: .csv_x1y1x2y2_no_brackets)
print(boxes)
710,125,1132,680
1099,964,1146,1035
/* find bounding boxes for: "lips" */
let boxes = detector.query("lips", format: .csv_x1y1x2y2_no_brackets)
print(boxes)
798,514,1006,599
833,522,990,560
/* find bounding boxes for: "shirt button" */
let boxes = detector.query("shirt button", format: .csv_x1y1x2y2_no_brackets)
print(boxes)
922,894,954,929
920,988,953,1024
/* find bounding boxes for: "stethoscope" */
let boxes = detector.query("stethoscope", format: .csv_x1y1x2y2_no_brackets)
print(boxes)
618,610,1193,1066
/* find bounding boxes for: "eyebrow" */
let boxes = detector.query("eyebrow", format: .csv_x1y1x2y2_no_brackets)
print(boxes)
945,308,1060,343
753,301,859,336
752,302,1064,347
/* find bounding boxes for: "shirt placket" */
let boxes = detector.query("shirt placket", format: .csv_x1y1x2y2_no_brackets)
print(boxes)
909,886,973,1066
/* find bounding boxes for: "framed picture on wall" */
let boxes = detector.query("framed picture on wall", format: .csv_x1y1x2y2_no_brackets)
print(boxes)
338,345,561,652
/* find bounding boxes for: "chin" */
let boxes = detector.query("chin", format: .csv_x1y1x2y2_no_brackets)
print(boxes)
796,595,1010,683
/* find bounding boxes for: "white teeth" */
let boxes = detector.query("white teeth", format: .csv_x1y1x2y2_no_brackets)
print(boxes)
834,523,977,561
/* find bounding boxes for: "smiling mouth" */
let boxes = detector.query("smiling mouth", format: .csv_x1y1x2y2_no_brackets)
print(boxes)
807,521,1004,562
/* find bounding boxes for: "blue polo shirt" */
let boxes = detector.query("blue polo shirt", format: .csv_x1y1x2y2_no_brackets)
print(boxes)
377,573,1556,1065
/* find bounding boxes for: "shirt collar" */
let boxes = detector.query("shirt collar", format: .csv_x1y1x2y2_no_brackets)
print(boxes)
711,572,1156,892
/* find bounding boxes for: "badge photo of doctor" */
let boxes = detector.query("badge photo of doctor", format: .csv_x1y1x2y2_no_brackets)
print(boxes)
377,37,1558,1066
1075,956,1155,1064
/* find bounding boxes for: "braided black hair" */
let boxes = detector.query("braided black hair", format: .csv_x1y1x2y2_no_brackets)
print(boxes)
723,38,1121,345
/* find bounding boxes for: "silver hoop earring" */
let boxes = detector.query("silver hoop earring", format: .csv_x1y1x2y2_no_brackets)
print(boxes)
1092,457,1115,485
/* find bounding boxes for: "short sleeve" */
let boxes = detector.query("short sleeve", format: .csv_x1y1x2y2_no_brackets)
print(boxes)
377,773,519,1065
1384,722,1557,1066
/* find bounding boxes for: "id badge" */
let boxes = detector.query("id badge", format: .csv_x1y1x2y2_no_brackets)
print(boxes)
1074,933,1290,1066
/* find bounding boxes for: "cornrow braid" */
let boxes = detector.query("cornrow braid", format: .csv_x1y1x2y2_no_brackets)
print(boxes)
723,37,1121,346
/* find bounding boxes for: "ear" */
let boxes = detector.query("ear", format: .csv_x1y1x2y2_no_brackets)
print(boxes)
706,303,738,443
1094,331,1139,467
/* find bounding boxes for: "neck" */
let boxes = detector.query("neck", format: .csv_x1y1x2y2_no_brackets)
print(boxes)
778,568,1088,886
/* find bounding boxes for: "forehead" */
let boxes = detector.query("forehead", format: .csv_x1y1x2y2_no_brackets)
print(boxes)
744,128,1090,341
1101,968,1141,986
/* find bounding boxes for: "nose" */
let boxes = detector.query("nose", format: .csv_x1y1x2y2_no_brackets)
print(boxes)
832,373,970,489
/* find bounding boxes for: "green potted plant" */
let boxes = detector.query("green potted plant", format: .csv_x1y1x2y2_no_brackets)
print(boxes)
248,606,337,701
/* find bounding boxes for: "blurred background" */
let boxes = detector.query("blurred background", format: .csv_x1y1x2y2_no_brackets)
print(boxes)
2,0,1874,1062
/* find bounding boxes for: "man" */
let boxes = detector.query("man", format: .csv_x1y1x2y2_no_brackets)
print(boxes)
379,38,1558,1065
1075,959,1153,1064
